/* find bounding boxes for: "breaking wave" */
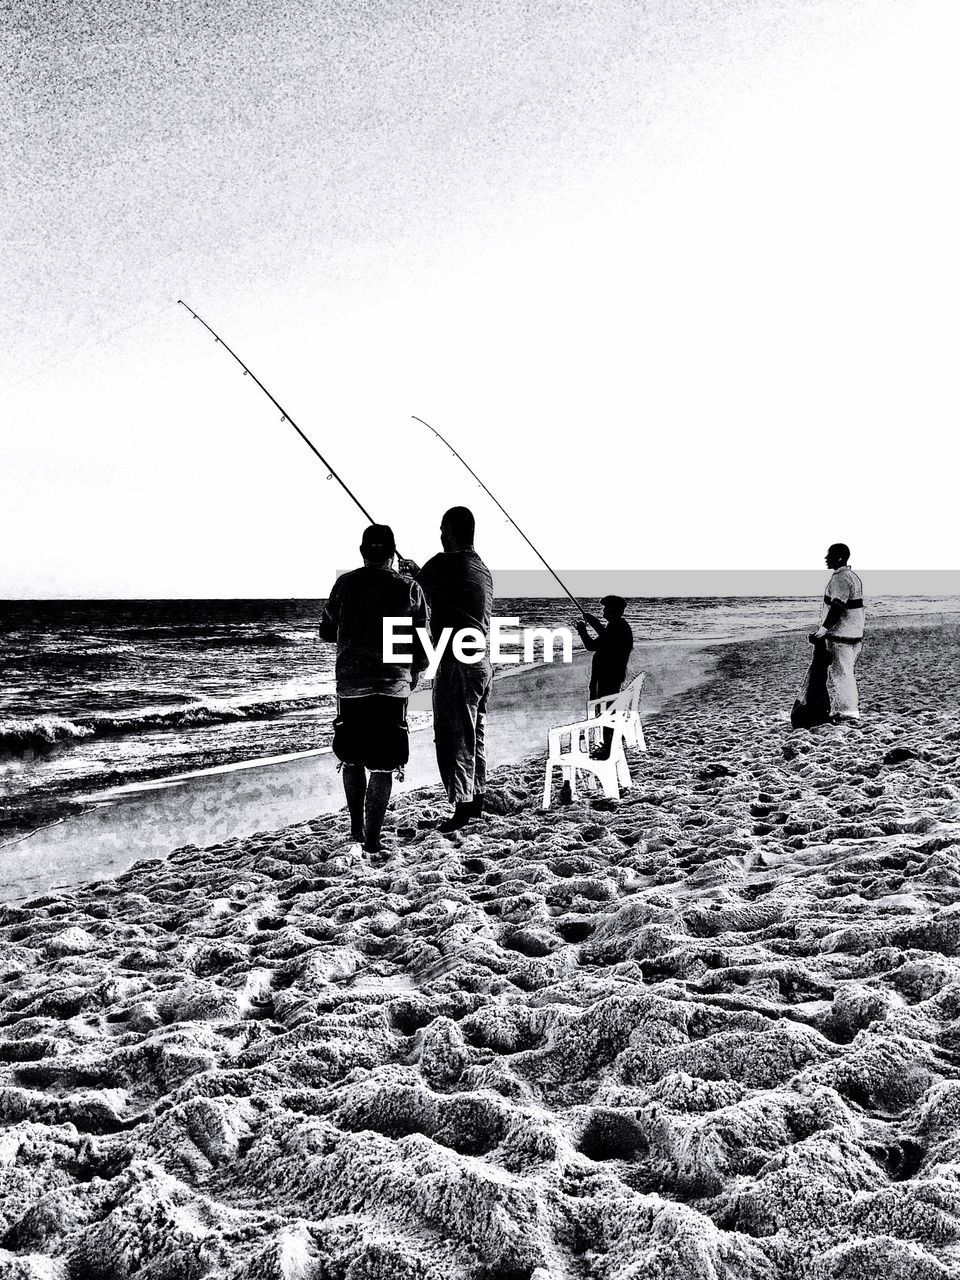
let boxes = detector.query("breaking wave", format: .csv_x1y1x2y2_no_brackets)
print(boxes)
0,716,96,756
0,695,327,758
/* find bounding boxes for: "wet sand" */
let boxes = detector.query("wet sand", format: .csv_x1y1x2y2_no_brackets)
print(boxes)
2,621,960,1278
0,641,716,902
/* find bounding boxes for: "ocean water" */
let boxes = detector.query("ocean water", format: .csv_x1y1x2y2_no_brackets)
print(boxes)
2,594,958,836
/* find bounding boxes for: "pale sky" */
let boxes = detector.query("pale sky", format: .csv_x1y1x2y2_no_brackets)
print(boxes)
2,0,957,598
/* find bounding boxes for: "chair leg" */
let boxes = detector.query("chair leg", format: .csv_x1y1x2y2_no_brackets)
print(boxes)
600,760,620,800
635,720,647,752
543,763,553,810
616,752,632,789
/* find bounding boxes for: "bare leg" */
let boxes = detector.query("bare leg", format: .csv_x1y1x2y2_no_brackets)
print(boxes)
342,764,366,842
363,770,393,853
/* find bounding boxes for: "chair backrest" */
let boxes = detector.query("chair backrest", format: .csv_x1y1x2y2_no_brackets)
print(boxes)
627,672,645,715
589,674,644,727
608,687,633,730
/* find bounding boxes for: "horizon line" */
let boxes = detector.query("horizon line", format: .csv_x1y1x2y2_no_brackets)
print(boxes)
3,568,959,603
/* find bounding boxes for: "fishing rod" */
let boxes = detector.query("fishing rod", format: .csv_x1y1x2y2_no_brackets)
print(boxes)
177,299,377,525
412,414,586,616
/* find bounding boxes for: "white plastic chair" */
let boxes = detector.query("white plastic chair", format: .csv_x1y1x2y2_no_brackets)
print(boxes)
587,672,647,754
542,688,633,808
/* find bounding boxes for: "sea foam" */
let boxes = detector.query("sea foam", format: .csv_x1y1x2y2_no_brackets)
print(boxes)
0,695,326,758
0,715,95,756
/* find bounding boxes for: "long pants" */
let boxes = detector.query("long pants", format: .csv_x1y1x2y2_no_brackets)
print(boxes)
825,639,862,719
432,655,492,804
590,672,624,756
791,638,862,727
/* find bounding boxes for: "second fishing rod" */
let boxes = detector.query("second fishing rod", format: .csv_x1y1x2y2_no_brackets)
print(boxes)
412,415,586,617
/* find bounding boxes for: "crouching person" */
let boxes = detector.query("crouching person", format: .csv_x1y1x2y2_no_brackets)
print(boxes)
319,524,428,854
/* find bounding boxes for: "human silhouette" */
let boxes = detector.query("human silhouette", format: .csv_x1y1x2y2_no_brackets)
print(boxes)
319,524,428,853
399,507,494,832
791,543,865,729
575,595,634,758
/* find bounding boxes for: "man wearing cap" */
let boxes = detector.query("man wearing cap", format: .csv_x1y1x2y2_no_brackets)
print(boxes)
398,506,494,833
575,596,634,759
319,524,428,854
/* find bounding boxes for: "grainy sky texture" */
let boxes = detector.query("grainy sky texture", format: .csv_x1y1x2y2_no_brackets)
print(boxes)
2,0,957,596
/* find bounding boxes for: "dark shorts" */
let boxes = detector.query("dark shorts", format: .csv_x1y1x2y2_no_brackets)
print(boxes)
332,695,409,771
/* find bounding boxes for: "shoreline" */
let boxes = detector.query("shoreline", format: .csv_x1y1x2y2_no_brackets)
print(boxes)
3,607,956,846
2,610,955,904
0,638,718,902
1,620,960,1275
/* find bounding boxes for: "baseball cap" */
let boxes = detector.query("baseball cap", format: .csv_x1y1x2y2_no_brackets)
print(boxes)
360,524,396,557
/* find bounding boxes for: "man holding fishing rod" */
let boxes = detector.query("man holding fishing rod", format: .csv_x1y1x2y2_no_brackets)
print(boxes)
576,596,634,759
173,311,574,828
399,506,495,834
319,524,429,855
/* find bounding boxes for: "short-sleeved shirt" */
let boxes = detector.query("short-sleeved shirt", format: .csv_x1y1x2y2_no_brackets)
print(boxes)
319,566,428,697
417,550,494,648
821,567,865,641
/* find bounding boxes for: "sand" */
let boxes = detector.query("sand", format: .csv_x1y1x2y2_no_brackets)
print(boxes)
2,621,960,1279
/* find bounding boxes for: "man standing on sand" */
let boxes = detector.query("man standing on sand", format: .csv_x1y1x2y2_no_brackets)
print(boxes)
575,596,634,759
791,542,865,728
399,506,494,833
319,524,428,854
